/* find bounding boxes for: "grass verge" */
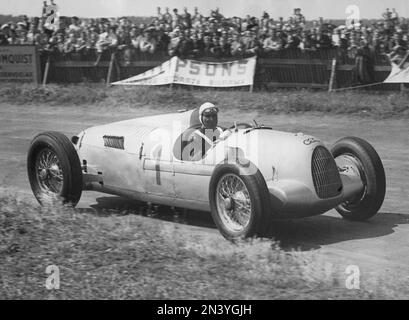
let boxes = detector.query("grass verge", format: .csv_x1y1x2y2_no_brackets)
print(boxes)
1,83,409,119
0,193,406,300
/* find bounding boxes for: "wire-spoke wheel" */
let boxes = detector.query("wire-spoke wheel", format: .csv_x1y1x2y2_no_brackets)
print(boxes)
35,148,64,198
28,132,83,206
216,174,252,233
209,163,272,241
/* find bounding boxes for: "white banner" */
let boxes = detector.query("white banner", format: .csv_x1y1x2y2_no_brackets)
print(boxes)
113,58,177,86
384,62,409,83
112,56,257,87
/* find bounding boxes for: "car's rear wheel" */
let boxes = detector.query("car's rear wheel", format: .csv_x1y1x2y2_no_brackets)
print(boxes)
331,137,386,221
27,131,83,206
209,163,272,241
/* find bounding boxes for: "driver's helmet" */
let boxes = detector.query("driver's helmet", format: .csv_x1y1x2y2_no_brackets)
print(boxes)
199,102,219,125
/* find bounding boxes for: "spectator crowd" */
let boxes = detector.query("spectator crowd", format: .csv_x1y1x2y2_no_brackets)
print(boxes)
0,3,408,64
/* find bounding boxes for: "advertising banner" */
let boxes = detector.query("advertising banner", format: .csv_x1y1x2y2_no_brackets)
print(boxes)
112,58,177,86
0,46,41,84
112,56,256,87
384,62,409,83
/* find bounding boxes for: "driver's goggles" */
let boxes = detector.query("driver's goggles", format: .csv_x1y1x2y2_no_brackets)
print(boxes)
202,107,219,116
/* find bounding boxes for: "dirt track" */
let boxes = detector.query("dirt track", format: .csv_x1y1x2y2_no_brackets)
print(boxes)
1,103,409,292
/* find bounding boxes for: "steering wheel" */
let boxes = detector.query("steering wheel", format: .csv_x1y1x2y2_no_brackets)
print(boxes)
229,122,254,130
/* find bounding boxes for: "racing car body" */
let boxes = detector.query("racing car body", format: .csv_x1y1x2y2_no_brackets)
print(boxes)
28,108,386,240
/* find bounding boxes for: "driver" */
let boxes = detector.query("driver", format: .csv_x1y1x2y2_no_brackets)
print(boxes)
187,102,225,160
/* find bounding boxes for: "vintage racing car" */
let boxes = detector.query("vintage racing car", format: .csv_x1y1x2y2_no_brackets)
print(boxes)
27,108,386,240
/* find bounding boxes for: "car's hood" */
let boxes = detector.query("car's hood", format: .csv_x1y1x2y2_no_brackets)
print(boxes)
82,109,198,138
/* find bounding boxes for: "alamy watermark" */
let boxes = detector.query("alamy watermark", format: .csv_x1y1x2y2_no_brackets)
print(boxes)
345,265,360,290
45,265,60,290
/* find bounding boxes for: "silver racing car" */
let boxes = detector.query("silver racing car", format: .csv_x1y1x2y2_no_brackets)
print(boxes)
27,108,386,240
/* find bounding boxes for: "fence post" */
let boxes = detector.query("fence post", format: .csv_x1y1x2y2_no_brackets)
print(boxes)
106,53,116,86
114,55,121,81
42,56,51,86
328,58,337,92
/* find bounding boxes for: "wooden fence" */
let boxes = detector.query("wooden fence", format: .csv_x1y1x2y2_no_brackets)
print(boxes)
40,49,403,91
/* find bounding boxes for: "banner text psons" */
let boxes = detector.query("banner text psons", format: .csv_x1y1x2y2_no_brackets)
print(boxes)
113,56,256,87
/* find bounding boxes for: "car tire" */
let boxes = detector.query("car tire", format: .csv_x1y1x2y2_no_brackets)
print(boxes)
27,131,83,206
331,137,386,221
209,163,272,241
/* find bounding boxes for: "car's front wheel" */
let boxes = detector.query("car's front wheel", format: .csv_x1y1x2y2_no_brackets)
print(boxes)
331,137,386,221
209,163,272,241
27,131,83,206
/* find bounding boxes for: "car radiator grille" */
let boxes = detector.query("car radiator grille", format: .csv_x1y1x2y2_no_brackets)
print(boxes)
311,146,343,199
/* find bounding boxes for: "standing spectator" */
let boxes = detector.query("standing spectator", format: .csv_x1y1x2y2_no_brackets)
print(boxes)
107,26,119,48
332,28,341,47
168,29,181,56
156,7,163,22
315,30,332,49
220,35,232,57
355,39,375,84
211,36,231,58
43,33,58,54
285,32,301,49
94,26,117,65
241,29,260,56
163,7,172,25
293,8,306,25
211,8,223,22
347,37,359,59
391,32,405,48
192,7,202,28
139,29,157,55
7,30,19,44
263,30,283,54
174,31,194,58
171,9,181,29
191,32,204,58
181,7,192,29
17,29,29,44
63,32,76,56
42,1,48,19
55,32,65,53
230,33,244,58
391,9,399,24
115,27,131,62
130,27,141,51
202,34,214,57
260,11,270,29
27,23,40,44
383,8,392,21
156,27,171,55
69,17,83,36
300,31,315,51
86,28,99,48
1,24,10,45
95,25,109,54
211,37,223,58
0,32,9,45
73,32,87,59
